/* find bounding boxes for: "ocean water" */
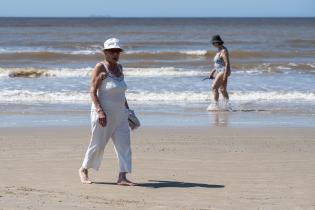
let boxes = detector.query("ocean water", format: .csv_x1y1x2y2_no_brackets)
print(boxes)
0,18,315,127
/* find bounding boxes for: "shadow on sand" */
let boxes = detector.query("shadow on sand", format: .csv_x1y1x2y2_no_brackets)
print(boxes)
93,180,225,189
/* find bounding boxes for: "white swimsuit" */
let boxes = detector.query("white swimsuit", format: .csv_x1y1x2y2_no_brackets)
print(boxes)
213,51,225,72
82,63,131,172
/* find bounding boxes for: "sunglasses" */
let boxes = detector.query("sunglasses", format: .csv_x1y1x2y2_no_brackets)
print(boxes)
105,49,122,53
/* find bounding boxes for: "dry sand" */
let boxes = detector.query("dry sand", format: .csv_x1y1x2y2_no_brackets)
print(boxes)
0,126,315,210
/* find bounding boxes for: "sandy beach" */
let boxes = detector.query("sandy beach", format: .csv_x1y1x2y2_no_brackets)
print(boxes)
0,126,314,210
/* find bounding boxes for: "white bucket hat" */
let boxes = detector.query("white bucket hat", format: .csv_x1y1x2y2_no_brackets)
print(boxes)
103,38,123,51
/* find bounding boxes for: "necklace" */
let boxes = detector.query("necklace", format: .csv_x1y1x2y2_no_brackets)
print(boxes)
104,62,121,76
103,62,124,81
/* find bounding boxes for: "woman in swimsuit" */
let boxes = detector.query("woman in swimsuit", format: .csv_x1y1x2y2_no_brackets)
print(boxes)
207,35,231,111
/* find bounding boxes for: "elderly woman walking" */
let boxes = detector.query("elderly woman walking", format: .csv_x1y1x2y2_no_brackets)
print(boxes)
79,38,136,186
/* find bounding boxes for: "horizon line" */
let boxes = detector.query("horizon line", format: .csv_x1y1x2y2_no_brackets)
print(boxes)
0,16,314,18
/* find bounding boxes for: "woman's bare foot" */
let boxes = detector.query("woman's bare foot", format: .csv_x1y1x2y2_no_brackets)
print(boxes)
78,167,92,184
117,179,136,186
117,172,136,186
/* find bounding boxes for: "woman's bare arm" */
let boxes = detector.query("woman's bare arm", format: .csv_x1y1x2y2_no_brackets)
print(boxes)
209,68,216,78
222,49,231,81
90,63,105,110
90,63,107,127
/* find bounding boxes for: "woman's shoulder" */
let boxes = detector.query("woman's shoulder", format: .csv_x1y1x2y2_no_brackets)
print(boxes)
223,47,229,53
93,62,107,76
220,47,229,57
95,62,105,69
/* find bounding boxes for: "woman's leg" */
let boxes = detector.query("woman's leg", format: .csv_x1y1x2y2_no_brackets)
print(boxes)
117,172,135,186
212,72,224,102
82,121,112,170
220,77,229,101
111,113,135,186
78,167,92,184
207,72,224,111
212,87,219,102
79,111,114,183
219,76,232,111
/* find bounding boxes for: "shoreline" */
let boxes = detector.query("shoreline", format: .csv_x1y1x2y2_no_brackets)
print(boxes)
1,110,314,128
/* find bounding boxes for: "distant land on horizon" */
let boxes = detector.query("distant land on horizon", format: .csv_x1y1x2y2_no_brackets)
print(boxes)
0,16,314,19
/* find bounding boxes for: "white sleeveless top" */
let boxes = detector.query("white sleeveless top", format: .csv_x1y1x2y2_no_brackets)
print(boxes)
91,62,127,112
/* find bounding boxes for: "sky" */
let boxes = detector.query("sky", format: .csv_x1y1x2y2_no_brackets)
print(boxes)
0,0,314,17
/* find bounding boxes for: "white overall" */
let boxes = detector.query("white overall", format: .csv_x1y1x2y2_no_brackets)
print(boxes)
82,63,131,173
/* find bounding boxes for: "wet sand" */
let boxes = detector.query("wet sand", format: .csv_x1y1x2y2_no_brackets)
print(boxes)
0,126,315,210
